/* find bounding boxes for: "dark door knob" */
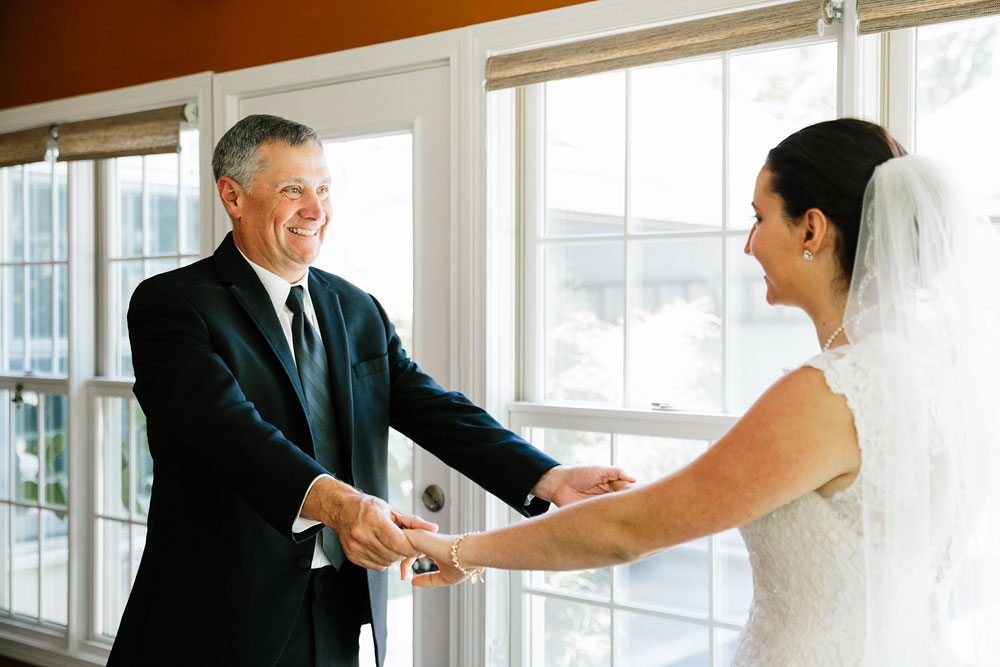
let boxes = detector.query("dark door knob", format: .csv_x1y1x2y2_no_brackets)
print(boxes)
421,484,445,512
412,556,439,574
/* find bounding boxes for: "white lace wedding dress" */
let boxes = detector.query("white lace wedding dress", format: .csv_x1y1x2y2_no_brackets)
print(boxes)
730,341,962,666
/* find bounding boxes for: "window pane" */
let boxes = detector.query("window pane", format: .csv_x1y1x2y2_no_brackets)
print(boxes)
55,162,67,261
726,236,815,412
545,242,623,403
631,58,723,232
134,404,151,519
180,129,201,255
532,595,610,667
56,263,67,374
44,394,68,508
130,523,146,588
615,436,710,614
916,15,1000,216
715,628,742,667
0,505,8,611
147,153,179,256
3,265,25,372
0,391,8,500
615,611,709,666
546,72,626,236
95,519,130,636
3,166,24,262
118,157,143,258
41,510,68,625
145,256,178,279
728,42,838,230
714,528,752,623
114,260,143,376
26,161,52,262
629,238,722,410
14,392,38,504
529,429,612,598
98,397,129,519
29,263,53,373
13,505,38,618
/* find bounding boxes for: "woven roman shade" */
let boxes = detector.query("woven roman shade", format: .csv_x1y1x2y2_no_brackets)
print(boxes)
57,104,188,162
485,0,826,91
0,125,52,168
858,0,1000,34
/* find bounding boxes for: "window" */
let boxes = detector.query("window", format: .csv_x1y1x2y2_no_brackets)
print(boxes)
0,97,205,660
0,153,70,628
514,34,840,667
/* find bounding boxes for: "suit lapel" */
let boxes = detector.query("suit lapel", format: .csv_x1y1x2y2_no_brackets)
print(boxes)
214,234,308,411
308,270,355,463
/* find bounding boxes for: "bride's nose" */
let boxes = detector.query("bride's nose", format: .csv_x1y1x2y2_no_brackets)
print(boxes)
744,227,755,256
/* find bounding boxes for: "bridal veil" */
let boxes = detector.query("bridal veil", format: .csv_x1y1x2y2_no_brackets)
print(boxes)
844,155,1000,665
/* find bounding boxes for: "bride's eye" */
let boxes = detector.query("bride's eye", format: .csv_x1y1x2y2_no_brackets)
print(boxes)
750,214,762,226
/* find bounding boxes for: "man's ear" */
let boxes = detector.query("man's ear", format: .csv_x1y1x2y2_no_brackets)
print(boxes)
801,207,830,257
217,177,243,221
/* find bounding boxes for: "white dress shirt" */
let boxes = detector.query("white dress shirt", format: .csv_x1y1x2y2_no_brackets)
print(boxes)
238,248,333,568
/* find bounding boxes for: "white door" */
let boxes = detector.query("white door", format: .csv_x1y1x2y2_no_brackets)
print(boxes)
240,65,453,667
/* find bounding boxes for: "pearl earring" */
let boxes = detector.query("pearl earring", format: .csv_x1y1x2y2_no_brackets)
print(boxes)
803,249,815,261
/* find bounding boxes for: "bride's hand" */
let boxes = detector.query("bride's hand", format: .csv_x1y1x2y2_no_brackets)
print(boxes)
402,530,471,587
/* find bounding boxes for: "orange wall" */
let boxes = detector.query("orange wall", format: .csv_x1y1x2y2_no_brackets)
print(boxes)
0,0,593,110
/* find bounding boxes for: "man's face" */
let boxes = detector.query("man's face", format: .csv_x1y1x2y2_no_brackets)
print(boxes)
224,140,332,282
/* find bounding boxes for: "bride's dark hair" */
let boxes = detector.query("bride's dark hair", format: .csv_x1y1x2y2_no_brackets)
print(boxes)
766,119,907,288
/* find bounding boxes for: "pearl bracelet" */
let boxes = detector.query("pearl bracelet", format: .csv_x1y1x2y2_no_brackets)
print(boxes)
450,532,485,584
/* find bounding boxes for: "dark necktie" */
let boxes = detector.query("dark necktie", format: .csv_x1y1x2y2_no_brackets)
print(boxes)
285,285,346,569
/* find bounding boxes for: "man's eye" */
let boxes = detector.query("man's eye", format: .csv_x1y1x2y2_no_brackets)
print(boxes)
318,186,330,196
287,187,301,194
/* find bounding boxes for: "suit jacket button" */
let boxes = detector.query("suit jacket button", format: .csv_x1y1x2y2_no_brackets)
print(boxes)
297,556,312,571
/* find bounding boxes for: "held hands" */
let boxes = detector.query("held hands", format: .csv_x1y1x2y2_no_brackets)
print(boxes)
402,530,470,587
532,465,636,507
302,476,438,571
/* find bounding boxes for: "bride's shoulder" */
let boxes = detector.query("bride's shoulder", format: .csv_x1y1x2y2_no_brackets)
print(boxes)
801,334,909,399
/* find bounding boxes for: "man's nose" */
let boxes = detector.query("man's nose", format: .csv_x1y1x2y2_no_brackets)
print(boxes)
298,190,325,221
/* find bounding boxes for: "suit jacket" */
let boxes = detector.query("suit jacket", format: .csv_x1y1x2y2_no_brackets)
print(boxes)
108,233,557,666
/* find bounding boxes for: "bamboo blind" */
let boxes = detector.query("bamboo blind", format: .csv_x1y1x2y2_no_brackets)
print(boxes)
485,0,826,91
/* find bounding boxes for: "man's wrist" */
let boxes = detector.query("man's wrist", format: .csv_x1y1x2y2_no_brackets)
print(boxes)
530,465,564,502
302,475,360,522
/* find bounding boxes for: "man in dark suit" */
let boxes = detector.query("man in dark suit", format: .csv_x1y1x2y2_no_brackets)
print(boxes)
108,114,631,667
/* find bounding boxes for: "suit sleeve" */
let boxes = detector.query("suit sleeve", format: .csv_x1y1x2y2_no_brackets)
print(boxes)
128,278,327,540
373,298,559,517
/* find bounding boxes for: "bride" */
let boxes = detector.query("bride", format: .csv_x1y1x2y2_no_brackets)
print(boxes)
404,119,1000,665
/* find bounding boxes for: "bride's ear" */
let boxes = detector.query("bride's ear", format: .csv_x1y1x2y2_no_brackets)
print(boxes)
801,208,831,258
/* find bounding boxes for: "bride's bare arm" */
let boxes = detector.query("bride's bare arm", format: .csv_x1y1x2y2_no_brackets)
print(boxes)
406,365,859,585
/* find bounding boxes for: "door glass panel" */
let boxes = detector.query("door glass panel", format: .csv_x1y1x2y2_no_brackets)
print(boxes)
318,133,414,667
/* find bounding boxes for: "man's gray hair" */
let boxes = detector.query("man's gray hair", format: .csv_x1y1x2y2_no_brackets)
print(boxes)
212,114,322,189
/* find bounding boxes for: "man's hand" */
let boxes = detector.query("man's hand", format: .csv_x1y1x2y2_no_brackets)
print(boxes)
302,476,438,570
531,465,636,507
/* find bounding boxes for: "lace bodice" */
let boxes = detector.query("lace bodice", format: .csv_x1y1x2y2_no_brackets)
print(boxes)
731,342,961,666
